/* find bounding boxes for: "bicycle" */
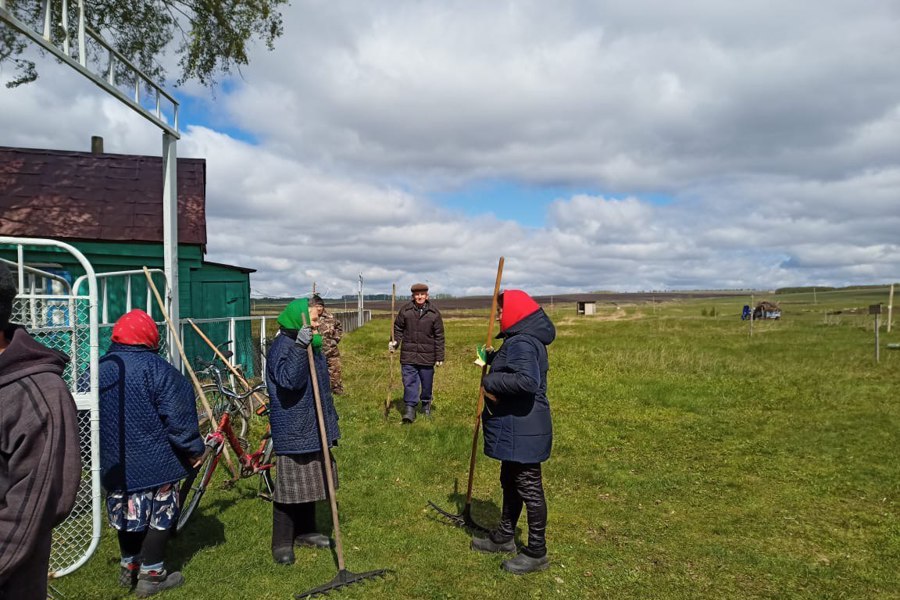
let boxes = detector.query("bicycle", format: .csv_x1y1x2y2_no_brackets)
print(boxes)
176,350,275,532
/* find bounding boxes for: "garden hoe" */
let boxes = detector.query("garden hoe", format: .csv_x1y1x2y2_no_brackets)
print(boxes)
427,257,504,534
296,314,390,599
384,283,396,418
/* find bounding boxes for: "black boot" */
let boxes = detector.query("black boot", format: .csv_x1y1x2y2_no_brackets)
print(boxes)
402,405,416,423
134,569,185,597
421,403,432,417
470,536,516,554
294,533,331,548
502,551,549,574
272,546,295,565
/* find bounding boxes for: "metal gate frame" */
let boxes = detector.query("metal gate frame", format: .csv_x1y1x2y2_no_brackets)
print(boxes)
0,236,101,577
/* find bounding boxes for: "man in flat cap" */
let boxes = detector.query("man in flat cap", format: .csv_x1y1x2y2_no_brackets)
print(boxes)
390,283,445,423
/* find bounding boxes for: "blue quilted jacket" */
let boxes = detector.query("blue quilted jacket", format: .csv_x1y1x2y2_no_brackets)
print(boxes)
99,343,204,492
266,330,340,455
482,308,556,464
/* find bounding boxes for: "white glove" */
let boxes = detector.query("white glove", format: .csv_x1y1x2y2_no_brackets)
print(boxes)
435,361,443,367
388,340,399,352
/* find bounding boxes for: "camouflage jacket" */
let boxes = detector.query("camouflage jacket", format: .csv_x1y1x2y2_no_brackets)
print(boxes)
318,312,343,357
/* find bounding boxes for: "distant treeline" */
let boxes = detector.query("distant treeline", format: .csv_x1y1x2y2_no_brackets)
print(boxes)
776,284,893,294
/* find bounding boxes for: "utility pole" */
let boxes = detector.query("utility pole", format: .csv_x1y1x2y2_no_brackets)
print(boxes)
357,274,364,327
888,284,894,333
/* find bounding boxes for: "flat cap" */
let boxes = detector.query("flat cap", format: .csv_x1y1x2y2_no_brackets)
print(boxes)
411,282,429,293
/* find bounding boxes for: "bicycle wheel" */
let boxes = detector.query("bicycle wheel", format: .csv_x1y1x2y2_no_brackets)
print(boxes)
196,385,248,439
258,437,275,500
177,449,218,532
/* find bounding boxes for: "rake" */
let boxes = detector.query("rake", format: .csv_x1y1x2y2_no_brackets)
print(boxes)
296,313,391,599
427,257,504,534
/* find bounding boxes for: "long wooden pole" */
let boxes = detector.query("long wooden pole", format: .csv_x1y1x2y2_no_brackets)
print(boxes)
385,283,396,417
143,267,237,476
187,319,268,410
302,313,346,570
463,257,504,506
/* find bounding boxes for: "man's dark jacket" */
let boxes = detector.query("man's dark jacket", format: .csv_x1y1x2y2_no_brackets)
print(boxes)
482,308,555,464
0,325,80,582
266,330,340,454
393,300,445,365
99,342,204,492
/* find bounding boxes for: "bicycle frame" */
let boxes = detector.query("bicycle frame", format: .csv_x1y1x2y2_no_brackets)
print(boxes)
206,410,273,479
177,356,274,532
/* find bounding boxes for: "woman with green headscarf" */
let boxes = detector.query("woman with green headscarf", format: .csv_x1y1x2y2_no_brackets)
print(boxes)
265,298,341,565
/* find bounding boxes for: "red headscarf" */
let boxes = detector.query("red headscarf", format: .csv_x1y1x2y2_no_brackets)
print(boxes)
111,309,161,350
499,290,541,332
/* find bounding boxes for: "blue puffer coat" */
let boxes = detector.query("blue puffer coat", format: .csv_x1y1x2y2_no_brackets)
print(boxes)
266,330,340,455
482,308,556,464
99,343,204,492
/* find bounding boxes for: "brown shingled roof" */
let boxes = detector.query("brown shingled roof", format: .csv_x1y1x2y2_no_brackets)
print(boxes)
0,146,206,246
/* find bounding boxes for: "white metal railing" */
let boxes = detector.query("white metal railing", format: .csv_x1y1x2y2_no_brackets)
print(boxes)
0,236,101,578
0,0,179,136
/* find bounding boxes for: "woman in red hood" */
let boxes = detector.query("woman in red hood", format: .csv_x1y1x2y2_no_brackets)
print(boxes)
471,290,556,574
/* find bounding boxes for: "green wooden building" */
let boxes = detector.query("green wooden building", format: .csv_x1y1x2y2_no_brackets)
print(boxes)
0,145,256,370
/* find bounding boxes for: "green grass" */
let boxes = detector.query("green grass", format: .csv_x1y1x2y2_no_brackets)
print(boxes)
57,295,900,599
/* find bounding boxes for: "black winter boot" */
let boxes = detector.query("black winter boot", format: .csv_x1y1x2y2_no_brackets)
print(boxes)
402,405,416,423
294,533,331,548
501,551,549,574
272,546,296,565
470,536,516,554
119,562,140,588
134,569,185,597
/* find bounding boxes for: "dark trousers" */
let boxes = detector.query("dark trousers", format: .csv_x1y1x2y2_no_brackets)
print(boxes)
401,364,434,407
491,461,548,557
272,502,317,549
0,529,51,600
117,527,170,569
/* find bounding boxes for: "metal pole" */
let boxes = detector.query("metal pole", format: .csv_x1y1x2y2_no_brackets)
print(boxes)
888,284,894,333
357,274,363,327
260,316,268,383
162,132,180,368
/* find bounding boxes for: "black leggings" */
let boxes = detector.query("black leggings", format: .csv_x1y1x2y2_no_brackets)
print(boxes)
117,527,170,568
492,461,547,557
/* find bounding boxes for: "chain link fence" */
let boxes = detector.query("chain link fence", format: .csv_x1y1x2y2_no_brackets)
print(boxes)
2,241,373,579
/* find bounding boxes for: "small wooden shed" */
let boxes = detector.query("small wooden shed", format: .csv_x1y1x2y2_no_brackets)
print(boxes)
577,301,597,315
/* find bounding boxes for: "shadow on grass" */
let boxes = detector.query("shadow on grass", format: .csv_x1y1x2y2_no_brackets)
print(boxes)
425,478,502,535
168,506,227,571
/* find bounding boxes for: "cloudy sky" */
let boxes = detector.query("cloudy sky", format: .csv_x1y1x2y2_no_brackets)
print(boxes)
3,0,900,297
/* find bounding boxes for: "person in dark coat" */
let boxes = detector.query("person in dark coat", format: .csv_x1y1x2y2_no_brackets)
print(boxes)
99,309,204,596
471,290,556,574
390,282,445,423
266,298,340,565
0,263,81,600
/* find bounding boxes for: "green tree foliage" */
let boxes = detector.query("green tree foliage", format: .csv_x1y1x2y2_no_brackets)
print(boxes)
0,0,287,88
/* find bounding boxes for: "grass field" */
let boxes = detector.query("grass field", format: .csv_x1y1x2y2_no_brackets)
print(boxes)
56,291,900,599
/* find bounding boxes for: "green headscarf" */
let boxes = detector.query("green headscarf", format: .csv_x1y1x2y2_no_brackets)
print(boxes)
277,298,323,350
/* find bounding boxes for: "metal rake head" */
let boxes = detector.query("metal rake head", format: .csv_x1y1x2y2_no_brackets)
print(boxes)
295,568,392,599
427,501,490,534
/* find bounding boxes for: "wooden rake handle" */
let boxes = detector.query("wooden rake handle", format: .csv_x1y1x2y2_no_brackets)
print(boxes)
187,319,269,410
301,313,346,571
464,256,504,505
142,267,237,477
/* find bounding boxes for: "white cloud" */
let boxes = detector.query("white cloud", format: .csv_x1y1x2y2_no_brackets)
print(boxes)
2,0,900,296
